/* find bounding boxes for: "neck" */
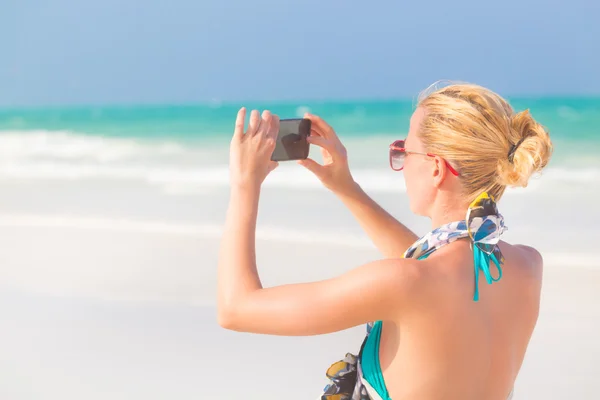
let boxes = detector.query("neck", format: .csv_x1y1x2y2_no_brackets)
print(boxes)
429,196,470,229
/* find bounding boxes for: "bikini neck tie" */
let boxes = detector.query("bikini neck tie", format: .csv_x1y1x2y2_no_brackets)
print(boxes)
403,192,507,301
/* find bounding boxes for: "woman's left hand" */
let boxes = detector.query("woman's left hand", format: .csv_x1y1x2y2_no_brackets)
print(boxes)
229,108,280,189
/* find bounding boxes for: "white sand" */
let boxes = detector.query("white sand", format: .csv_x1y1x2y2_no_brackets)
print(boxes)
1,179,599,399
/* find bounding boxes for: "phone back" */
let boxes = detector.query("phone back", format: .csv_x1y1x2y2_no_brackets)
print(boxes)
271,118,311,161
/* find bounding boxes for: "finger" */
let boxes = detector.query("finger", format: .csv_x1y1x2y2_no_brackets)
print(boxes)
309,129,329,142
270,114,280,140
247,109,261,136
304,113,335,140
267,161,279,174
260,110,273,137
297,158,324,177
233,107,246,140
307,136,337,156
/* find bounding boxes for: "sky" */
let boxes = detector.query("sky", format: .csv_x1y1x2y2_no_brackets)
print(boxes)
1,0,599,106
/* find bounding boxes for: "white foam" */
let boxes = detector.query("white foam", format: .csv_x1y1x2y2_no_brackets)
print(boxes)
0,129,210,162
0,161,407,193
3,156,599,195
1,130,598,195
538,166,600,183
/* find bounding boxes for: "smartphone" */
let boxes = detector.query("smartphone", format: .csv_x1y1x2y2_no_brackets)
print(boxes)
270,118,311,162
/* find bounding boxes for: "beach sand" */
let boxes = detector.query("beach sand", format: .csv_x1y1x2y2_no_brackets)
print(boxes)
1,178,599,399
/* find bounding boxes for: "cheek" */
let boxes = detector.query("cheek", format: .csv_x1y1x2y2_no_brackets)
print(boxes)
404,158,423,192
404,162,431,214
405,170,424,198
405,175,422,214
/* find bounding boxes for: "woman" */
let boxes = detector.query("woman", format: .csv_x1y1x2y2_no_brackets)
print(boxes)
217,82,553,399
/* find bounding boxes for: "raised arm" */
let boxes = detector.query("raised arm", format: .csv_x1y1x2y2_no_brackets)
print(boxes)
217,108,423,336
333,181,419,259
298,114,418,258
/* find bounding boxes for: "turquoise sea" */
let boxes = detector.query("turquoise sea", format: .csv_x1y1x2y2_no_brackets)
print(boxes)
1,98,599,194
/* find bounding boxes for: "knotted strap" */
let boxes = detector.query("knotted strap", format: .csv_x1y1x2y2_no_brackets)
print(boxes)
403,192,507,301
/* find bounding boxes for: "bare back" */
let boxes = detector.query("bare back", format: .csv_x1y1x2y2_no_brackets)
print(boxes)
379,240,543,400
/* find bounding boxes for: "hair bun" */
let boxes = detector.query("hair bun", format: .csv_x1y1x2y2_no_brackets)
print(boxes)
496,110,553,187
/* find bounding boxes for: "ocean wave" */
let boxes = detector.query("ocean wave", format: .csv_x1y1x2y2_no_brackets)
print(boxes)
1,129,599,195
0,129,212,162
2,159,600,195
0,129,393,161
0,160,405,193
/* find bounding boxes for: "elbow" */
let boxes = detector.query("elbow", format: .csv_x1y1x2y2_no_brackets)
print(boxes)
217,300,244,331
217,290,260,332
217,306,237,330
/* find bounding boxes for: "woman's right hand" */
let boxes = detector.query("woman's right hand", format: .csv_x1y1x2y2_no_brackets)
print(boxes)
297,113,357,196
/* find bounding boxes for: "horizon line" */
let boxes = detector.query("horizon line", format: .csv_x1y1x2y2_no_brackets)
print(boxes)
1,93,600,111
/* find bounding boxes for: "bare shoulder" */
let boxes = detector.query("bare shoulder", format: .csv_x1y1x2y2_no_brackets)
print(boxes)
513,244,543,267
509,243,544,281
508,244,544,323
360,257,427,293
514,244,543,263
362,258,432,316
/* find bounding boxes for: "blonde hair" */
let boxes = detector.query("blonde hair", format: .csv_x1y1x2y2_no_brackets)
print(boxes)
416,81,553,201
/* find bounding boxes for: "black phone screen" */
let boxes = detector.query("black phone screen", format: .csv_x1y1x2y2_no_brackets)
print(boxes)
270,118,311,162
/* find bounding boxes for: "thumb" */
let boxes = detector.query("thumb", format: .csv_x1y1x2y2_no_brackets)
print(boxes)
297,158,324,177
267,161,279,174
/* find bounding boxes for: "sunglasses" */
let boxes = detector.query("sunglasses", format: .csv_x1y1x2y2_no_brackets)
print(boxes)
389,139,460,176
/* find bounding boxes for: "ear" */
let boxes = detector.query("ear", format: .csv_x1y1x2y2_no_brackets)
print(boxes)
432,156,447,188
